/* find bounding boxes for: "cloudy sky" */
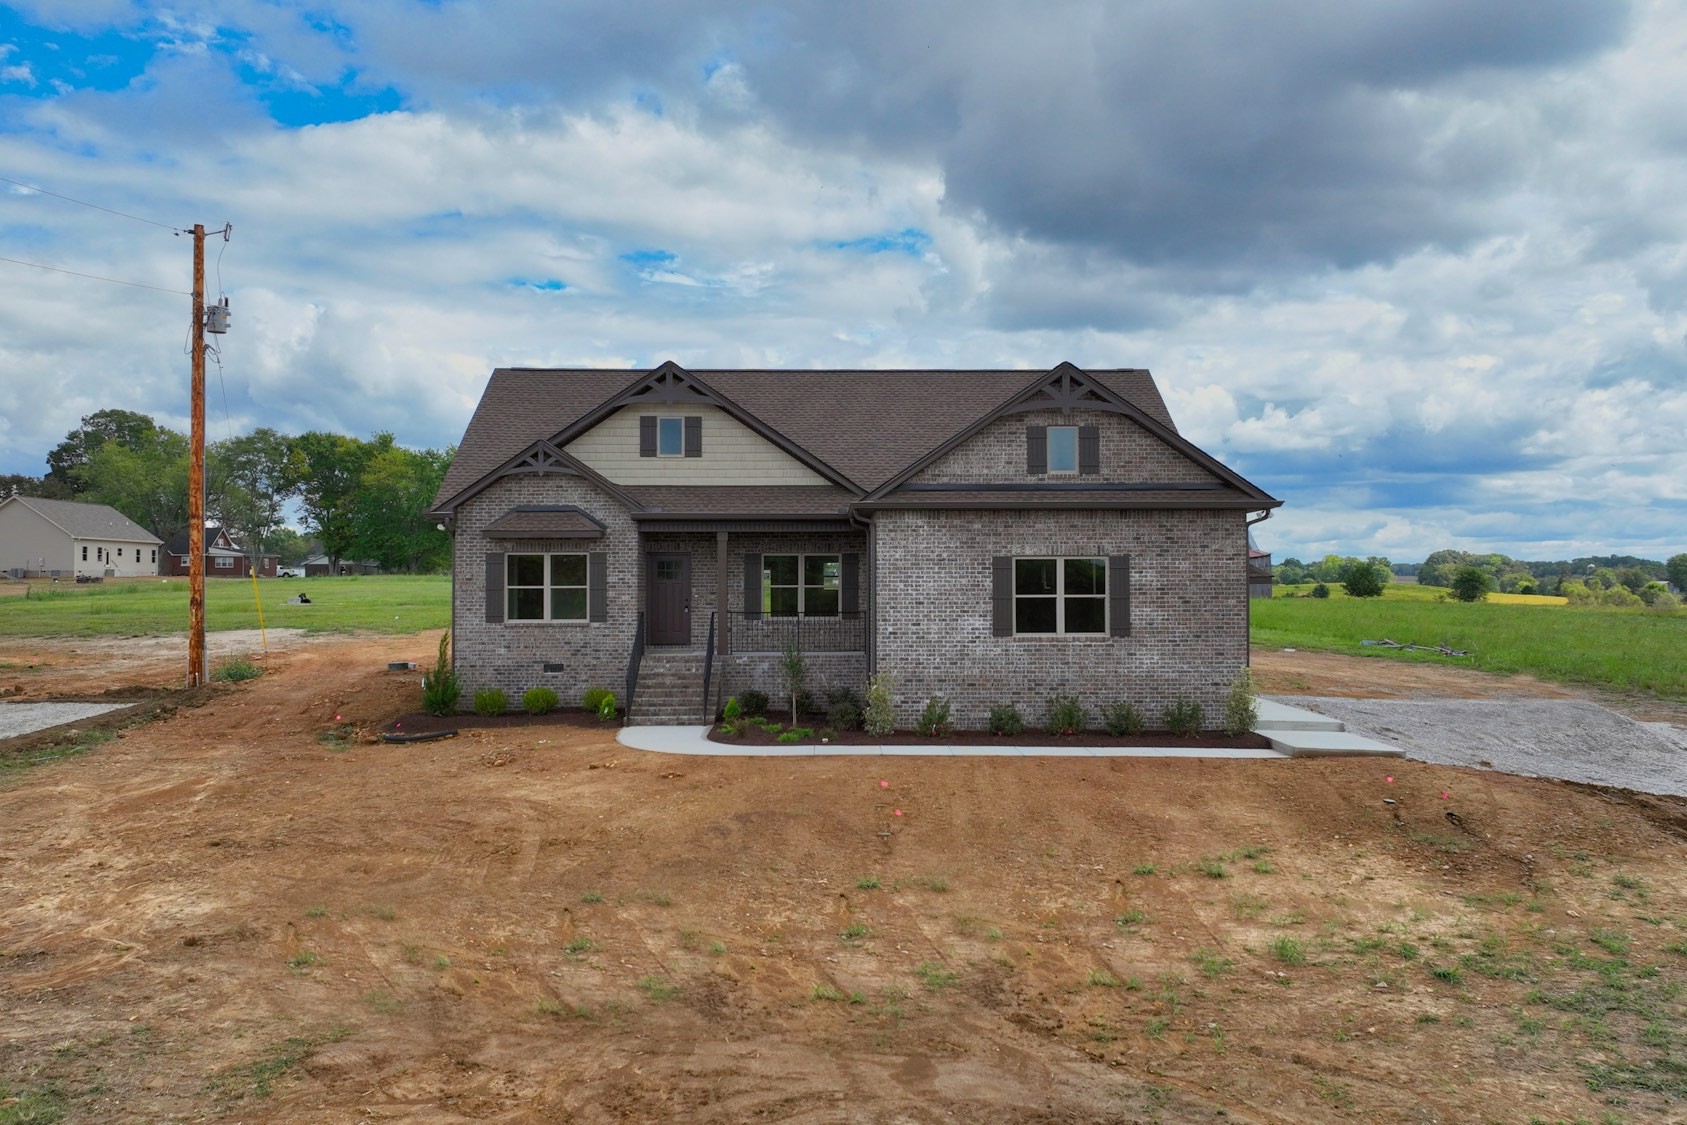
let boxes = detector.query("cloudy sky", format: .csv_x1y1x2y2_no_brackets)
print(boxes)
2,0,1683,563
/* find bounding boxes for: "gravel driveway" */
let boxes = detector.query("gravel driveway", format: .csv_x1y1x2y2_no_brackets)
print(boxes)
1281,696,1687,797
0,701,127,741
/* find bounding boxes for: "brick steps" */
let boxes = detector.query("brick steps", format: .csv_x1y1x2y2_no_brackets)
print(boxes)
629,650,712,725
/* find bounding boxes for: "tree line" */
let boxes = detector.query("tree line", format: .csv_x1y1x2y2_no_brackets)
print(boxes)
1274,549,1686,607
2,409,453,574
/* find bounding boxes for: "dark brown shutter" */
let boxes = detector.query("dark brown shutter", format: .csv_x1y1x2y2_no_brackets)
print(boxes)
639,416,657,457
841,552,859,615
588,553,607,622
992,556,1013,636
1108,554,1131,637
743,554,761,619
1079,425,1100,475
485,553,505,623
1026,426,1047,474
684,415,702,457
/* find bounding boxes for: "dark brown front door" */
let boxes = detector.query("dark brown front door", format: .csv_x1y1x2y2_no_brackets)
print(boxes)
647,553,691,645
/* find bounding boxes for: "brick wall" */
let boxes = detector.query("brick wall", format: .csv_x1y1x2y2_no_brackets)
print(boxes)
873,507,1247,730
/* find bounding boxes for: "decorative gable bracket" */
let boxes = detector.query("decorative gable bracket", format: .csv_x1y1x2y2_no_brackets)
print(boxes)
615,361,720,407
1002,363,1128,418
497,439,582,481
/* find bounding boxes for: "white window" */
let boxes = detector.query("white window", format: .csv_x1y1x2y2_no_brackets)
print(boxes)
656,416,684,457
1014,557,1107,634
764,554,840,617
1047,426,1078,474
508,553,588,621
214,556,234,569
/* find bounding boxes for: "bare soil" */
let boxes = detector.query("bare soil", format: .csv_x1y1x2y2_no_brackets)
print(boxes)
2,634,1686,1123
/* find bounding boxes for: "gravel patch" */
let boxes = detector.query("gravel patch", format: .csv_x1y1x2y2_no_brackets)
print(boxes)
0,701,128,741
1280,696,1687,796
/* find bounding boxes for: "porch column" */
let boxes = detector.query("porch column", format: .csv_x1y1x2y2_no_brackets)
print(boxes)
715,530,730,656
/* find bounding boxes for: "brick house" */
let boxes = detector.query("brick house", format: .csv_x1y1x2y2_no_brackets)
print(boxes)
428,362,1281,727
163,526,279,578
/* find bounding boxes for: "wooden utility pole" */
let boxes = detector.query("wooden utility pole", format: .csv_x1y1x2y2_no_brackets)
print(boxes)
187,223,207,688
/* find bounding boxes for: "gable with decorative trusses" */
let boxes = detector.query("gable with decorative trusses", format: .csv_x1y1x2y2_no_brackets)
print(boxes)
565,403,831,487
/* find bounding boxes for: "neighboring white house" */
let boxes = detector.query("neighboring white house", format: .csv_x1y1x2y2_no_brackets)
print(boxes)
0,495,164,579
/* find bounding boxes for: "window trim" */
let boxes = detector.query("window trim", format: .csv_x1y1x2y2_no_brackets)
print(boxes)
506,552,590,623
763,553,843,618
214,556,234,569
1012,555,1108,636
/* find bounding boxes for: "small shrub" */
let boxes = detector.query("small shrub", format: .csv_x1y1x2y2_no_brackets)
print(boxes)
776,727,815,744
739,689,769,717
1044,693,1087,735
1102,701,1143,736
780,639,809,725
1310,583,1330,599
595,692,617,721
1222,669,1258,736
916,696,953,737
825,686,864,730
1341,560,1387,598
421,631,461,716
722,696,742,722
581,686,611,712
988,702,1025,736
864,672,895,737
523,687,559,715
472,688,507,716
1450,567,1491,603
1163,699,1203,737
212,658,261,683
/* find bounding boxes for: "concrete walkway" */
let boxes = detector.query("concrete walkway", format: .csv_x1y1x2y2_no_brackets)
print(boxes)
0,701,127,741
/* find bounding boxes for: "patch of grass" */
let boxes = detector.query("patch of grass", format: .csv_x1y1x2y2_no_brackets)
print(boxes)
0,1080,68,1123
580,890,604,904
636,976,680,1003
839,922,872,942
1252,592,1687,699
1428,963,1463,984
206,1026,353,1101
1269,937,1308,966
211,658,262,682
1131,862,1157,876
913,961,957,990
1192,948,1234,978
563,936,596,959
1196,858,1227,879
317,723,357,750
635,890,673,907
0,575,451,639
1087,969,1122,988
1232,892,1268,919
810,983,847,1002
856,875,881,890
908,874,950,893
1145,1017,1170,1040
363,989,403,1014
1252,859,1275,874
287,951,321,971
1114,909,1147,929
303,906,328,918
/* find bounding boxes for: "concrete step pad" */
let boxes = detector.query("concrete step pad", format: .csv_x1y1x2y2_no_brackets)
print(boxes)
1265,728,1403,758
1254,699,1346,732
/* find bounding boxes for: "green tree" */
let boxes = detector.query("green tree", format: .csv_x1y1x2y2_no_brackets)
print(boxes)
1341,559,1388,598
1275,557,1308,585
1450,566,1492,603
346,445,453,573
46,409,160,494
287,431,394,571
1667,553,1687,592
0,473,72,500
76,427,191,546
209,428,295,566
267,527,311,566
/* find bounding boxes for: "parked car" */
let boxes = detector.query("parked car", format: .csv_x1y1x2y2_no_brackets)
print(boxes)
276,567,302,578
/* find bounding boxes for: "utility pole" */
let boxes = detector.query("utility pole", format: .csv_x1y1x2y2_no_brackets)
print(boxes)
187,224,207,687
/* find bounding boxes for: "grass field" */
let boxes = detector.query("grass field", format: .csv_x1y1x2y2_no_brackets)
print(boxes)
1257,585,1687,698
0,576,450,637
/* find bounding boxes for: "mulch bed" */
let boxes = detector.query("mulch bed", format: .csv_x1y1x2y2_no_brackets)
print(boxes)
709,721,1274,750
382,709,621,736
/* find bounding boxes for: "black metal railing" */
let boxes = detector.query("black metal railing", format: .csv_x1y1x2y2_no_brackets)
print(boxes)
701,610,717,721
729,611,865,654
624,610,646,720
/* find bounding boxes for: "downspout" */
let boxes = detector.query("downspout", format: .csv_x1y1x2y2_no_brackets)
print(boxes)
1243,509,1272,669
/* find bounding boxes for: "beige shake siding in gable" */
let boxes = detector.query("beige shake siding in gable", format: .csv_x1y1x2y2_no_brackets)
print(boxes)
565,404,830,486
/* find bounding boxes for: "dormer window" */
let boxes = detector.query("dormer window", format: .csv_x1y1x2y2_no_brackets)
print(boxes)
639,415,702,458
1047,426,1078,474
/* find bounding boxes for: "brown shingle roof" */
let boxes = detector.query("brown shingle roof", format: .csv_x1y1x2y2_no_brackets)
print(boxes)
857,487,1265,510
431,367,1174,513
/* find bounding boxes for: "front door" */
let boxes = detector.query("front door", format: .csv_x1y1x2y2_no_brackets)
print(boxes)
646,553,691,645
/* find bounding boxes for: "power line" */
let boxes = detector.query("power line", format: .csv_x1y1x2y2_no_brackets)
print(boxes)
0,175,187,232
0,253,190,295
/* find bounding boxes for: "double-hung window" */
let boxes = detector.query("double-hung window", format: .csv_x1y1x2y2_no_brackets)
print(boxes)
507,553,588,621
656,416,684,457
1014,557,1107,634
764,554,841,617
214,556,233,569
1046,426,1078,474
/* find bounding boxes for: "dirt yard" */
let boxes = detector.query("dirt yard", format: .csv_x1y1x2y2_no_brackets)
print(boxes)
3,634,1686,1123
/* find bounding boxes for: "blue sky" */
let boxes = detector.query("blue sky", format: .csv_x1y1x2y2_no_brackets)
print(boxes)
1,0,1683,563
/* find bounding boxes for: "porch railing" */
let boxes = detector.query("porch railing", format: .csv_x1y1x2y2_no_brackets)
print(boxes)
624,610,646,720
701,611,717,721
728,611,865,654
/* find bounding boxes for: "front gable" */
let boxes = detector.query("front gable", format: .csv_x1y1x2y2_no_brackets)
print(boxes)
910,408,1220,486
564,402,833,487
